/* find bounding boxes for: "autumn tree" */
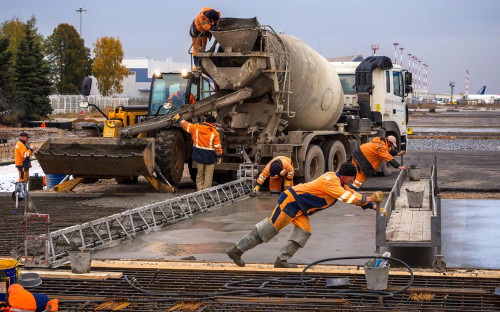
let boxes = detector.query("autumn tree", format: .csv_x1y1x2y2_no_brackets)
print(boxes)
92,36,129,96
11,23,52,120
0,16,42,63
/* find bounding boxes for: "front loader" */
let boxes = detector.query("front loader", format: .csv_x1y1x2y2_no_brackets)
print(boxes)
37,71,253,192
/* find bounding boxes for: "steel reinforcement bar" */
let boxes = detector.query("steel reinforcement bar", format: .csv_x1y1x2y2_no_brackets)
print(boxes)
42,177,252,268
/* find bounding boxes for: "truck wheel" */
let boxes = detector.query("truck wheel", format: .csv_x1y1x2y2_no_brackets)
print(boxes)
324,141,346,172
304,145,325,182
156,130,185,186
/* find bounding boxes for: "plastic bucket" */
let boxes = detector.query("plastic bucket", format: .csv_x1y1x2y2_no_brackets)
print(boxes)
364,264,390,290
69,251,92,274
408,168,421,181
45,174,67,189
0,259,19,301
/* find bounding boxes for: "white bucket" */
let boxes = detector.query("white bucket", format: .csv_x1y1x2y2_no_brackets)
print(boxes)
69,251,92,274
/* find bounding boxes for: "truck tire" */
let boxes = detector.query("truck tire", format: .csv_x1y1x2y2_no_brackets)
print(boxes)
324,141,346,172
155,130,185,186
303,145,325,182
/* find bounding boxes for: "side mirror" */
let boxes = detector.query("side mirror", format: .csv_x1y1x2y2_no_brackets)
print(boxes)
82,77,92,96
405,85,413,94
78,100,89,108
404,72,412,86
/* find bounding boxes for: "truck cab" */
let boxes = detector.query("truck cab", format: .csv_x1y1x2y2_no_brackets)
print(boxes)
331,60,410,151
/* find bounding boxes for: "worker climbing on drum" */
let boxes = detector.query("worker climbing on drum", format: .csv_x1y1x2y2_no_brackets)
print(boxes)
175,113,222,191
351,135,406,191
189,7,220,67
15,132,34,184
251,156,294,196
226,161,385,268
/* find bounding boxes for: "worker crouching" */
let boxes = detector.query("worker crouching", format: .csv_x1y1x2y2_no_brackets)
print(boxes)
1,283,58,311
351,135,406,190
226,162,385,268
251,156,294,196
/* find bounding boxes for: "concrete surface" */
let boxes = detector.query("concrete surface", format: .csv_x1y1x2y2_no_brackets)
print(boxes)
94,196,500,270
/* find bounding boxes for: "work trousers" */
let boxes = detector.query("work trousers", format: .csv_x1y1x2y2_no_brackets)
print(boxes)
17,167,29,183
351,159,367,190
191,35,208,57
269,192,312,234
196,162,214,191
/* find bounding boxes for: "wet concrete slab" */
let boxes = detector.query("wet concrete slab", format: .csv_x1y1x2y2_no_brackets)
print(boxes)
94,197,500,270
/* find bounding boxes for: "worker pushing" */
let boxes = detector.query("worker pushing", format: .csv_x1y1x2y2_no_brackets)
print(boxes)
175,113,222,191
189,7,220,66
351,135,406,190
226,161,385,268
251,156,294,196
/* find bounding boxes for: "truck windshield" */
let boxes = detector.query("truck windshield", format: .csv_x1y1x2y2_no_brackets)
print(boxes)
338,74,356,94
149,73,192,115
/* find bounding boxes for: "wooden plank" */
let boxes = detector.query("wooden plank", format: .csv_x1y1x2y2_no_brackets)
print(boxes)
19,269,123,280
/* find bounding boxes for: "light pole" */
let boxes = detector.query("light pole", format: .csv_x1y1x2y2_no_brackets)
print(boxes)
75,6,87,37
449,81,455,104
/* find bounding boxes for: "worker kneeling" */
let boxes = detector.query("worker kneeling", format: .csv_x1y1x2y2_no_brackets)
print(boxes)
1,283,58,311
226,161,385,268
251,156,294,196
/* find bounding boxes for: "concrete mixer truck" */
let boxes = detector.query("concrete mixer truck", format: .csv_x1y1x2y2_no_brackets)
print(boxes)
37,17,410,190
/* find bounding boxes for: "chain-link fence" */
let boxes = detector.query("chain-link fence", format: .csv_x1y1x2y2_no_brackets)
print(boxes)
49,95,148,114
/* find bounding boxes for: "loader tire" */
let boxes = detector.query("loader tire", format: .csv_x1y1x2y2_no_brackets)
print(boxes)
156,130,185,186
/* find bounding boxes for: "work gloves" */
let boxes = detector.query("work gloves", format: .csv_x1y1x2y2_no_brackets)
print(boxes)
283,180,291,189
216,157,222,164
379,207,388,217
249,185,260,197
371,191,384,203
174,114,181,124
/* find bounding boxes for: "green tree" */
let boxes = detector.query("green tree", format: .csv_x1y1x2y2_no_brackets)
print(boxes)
12,24,53,120
44,23,92,94
92,36,129,96
0,36,14,124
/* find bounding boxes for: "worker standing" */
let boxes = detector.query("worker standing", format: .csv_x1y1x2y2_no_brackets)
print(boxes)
351,135,406,190
15,132,34,184
251,156,294,196
189,7,221,66
226,161,385,268
175,113,222,191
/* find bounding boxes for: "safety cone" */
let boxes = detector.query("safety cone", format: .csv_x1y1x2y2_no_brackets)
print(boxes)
41,121,46,128
80,108,84,115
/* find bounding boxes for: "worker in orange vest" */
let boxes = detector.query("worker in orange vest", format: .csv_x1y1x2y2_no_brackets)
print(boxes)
175,113,222,191
167,91,196,106
14,132,34,183
0,283,58,311
189,7,220,66
351,135,406,190
251,156,294,196
227,162,384,268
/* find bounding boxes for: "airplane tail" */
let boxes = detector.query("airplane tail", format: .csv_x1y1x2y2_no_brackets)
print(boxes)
476,86,486,94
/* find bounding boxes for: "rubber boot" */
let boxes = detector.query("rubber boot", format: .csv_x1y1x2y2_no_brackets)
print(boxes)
274,240,301,268
226,229,263,267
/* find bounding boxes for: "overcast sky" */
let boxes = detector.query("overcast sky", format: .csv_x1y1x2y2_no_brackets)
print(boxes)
2,0,499,94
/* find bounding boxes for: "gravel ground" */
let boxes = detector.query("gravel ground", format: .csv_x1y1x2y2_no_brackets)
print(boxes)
408,139,500,151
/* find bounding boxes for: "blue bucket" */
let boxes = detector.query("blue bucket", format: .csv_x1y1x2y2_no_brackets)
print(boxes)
45,174,67,189
0,259,19,301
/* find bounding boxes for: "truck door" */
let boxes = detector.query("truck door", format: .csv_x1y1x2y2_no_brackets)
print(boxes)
388,70,407,136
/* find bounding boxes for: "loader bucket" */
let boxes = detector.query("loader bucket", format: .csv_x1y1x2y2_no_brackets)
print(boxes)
36,138,155,178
